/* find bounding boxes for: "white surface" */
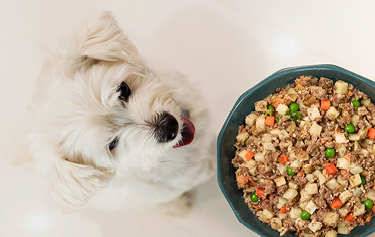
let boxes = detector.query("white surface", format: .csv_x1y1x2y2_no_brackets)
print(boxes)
2,1,375,237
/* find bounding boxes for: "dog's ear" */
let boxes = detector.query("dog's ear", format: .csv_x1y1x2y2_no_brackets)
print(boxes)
47,156,116,213
64,11,138,63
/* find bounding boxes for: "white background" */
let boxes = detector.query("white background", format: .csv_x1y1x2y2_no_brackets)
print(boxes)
1,0,375,236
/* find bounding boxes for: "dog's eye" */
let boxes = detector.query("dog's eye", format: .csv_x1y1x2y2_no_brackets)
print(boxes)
118,82,131,102
108,137,118,151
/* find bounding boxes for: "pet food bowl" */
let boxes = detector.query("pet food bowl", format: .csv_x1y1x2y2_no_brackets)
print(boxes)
217,64,375,237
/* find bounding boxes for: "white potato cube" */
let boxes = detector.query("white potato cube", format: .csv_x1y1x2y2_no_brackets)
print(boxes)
358,106,369,115
318,173,327,186
262,133,272,142
361,98,372,106
245,113,258,126
270,218,282,230
254,153,266,163
290,160,301,168
308,220,322,233
277,164,286,173
337,158,350,170
236,132,249,143
312,169,322,177
338,207,349,217
326,106,340,119
255,101,268,111
339,190,352,204
353,204,365,216
351,115,360,127
300,190,312,203
306,174,315,182
262,209,274,221
289,182,298,190
350,165,363,175
337,222,350,235
358,128,369,139
305,200,317,214
335,133,349,144
310,122,323,136
256,115,266,130
290,207,302,219
295,218,307,228
323,212,339,225
349,134,361,141
263,142,276,152
353,187,363,197
337,175,348,187
326,179,340,190
349,174,362,187
283,188,298,200
367,190,375,201
303,164,314,174
238,150,247,161
305,183,318,195
279,213,288,219
277,197,288,209
274,176,287,187
307,107,321,121
326,230,338,237
276,104,289,116
290,148,309,161
334,80,348,94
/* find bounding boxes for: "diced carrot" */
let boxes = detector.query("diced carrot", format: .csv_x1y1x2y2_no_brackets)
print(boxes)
236,175,248,188
280,207,287,214
368,128,375,139
330,198,342,209
265,116,275,127
346,212,356,222
256,189,266,198
271,98,285,107
321,100,330,110
278,155,289,165
244,150,255,160
341,169,347,176
324,162,338,175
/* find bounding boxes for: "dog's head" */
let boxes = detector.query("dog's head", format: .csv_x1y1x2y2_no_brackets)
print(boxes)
30,11,195,212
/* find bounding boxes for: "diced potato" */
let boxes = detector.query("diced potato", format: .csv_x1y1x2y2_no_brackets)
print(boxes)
270,217,282,230
309,86,326,98
337,158,350,170
323,212,339,225
307,107,321,121
350,165,363,175
312,169,322,177
256,115,266,130
318,173,327,185
326,179,340,190
300,190,312,203
247,159,257,168
358,106,369,116
349,174,362,187
305,174,315,182
289,182,298,190
290,148,309,161
326,106,340,119
278,129,289,140
305,200,317,214
335,133,349,144
337,175,348,187
295,218,307,228
286,121,297,133
262,209,274,221
338,207,349,217
290,160,301,168
277,197,288,209
274,176,287,187
245,113,258,126
236,132,249,143
334,80,348,94
238,150,247,161
349,134,361,141
337,222,349,235
358,128,369,139
339,190,352,204
351,115,360,127
310,122,323,136
254,153,266,163
262,133,272,142
286,91,298,102
337,146,348,158
305,183,318,195
290,207,302,219
278,213,288,219
276,104,289,116
326,230,338,237
361,98,371,106
303,164,314,174
263,142,276,151
283,188,298,200
255,100,268,111
353,187,363,197
353,204,365,216
367,190,375,201
277,164,286,173
308,220,322,233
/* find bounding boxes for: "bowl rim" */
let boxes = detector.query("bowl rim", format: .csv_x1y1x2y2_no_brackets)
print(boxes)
217,64,375,237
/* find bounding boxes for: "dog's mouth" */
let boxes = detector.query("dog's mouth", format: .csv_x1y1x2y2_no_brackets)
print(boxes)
173,115,195,148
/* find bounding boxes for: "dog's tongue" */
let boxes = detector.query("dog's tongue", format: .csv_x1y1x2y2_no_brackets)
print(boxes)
173,115,195,148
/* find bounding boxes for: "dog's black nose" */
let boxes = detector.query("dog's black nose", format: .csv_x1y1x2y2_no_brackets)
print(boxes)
155,113,179,143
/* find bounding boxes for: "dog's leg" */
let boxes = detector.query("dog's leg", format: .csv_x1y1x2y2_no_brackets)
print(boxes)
155,192,192,216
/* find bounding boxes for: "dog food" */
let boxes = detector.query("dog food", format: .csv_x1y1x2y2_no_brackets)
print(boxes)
232,76,375,236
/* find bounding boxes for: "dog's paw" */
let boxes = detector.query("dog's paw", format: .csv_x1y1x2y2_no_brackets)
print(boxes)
155,192,192,217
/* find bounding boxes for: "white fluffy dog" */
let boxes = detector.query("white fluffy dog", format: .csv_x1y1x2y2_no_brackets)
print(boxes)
29,11,213,213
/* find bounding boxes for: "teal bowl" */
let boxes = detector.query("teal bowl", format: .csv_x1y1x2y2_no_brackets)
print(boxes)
217,64,375,237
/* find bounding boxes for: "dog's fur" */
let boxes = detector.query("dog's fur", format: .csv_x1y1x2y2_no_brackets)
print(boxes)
29,11,213,213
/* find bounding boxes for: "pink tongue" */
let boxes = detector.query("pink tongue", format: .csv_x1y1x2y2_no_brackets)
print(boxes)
173,115,195,148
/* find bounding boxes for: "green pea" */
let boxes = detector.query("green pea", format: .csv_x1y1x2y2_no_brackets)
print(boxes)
345,124,355,134
289,103,299,112
244,137,249,147
275,116,282,123
286,167,295,176
300,210,311,220
364,200,373,209
294,112,303,120
325,148,335,158
352,100,361,108
250,193,259,202
361,176,366,186
265,104,275,117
